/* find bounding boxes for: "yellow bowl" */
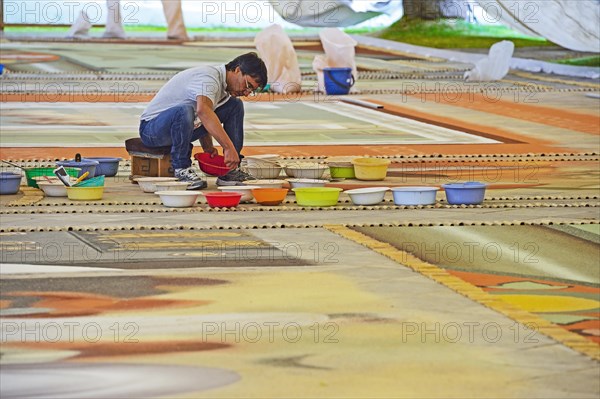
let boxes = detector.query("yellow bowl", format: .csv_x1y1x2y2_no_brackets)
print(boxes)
351,158,390,181
66,186,104,201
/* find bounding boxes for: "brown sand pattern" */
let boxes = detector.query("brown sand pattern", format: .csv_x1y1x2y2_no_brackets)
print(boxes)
410,93,600,135
3,291,208,318
8,340,231,360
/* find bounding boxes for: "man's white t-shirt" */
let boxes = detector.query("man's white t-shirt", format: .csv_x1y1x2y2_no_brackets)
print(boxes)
140,65,230,122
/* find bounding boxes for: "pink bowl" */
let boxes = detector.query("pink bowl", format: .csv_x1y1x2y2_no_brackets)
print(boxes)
194,153,230,176
203,192,242,208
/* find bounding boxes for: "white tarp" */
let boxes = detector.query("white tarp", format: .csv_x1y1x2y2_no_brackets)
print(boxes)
269,0,599,53
476,0,600,52
268,0,402,27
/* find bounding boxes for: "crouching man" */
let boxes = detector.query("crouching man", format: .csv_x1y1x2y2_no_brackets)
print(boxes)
139,52,268,189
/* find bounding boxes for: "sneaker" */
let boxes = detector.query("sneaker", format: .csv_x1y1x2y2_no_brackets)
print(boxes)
216,168,256,186
175,167,207,190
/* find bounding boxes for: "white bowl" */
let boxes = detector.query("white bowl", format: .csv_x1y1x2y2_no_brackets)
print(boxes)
345,187,390,205
245,154,280,161
284,165,329,179
244,179,285,189
286,178,328,189
153,181,191,191
391,187,439,206
246,165,282,179
37,181,68,197
155,190,200,207
134,177,178,193
34,176,61,183
246,157,280,165
218,185,261,202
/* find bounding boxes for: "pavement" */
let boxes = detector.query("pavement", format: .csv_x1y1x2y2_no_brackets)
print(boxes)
0,33,599,398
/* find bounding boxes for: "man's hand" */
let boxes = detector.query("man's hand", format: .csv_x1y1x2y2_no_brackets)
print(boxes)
200,134,218,157
196,95,239,169
204,147,219,158
203,146,219,158
223,148,240,170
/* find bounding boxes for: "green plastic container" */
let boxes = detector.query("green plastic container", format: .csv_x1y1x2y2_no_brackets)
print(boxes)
292,187,342,207
74,175,105,188
329,165,355,179
25,167,79,188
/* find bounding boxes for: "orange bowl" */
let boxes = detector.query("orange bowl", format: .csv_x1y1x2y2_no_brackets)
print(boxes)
251,188,288,206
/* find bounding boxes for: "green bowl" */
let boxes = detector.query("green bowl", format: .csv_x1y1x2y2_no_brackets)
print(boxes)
329,165,355,179
25,167,79,188
292,187,342,207
74,175,105,187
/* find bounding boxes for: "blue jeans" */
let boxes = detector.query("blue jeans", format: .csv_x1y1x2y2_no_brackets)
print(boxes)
139,97,245,170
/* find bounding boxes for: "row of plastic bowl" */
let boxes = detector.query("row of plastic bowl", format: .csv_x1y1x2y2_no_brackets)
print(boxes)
34,175,106,200
0,157,121,196
0,171,107,198
196,153,392,181
243,159,391,181
55,157,122,179
346,183,487,206
149,182,487,208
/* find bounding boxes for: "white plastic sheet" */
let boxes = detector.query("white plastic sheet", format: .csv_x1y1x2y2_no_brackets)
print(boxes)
476,0,600,52
464,40,515,81
268,0,401,27
254,25,302,94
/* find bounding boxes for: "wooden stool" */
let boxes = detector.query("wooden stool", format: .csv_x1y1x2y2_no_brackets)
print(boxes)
125,138,173,180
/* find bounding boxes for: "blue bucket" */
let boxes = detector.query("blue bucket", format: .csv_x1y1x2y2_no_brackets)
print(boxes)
84,157,122,177
56,159,99,179
324,67,354,95
0,172,22,195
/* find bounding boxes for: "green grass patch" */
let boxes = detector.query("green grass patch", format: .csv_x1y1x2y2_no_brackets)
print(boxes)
376,19,550,49
4,25,263,34
4,24,377,36
556,56,600,67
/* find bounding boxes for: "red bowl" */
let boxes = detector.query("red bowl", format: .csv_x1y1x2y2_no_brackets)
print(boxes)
194,153,230,176
203,192,242,208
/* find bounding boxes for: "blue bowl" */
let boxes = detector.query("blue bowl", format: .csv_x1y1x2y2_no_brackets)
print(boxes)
0,172,22,195
442,181,487,205
83,157,122,177
56,159,99,179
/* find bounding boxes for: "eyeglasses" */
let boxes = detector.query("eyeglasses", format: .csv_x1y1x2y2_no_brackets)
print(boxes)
244,75,259,95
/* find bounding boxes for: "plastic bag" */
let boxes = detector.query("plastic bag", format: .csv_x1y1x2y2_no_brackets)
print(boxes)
464,40,514,82
312,55,329,93
254,24,302,94
313,28,358,92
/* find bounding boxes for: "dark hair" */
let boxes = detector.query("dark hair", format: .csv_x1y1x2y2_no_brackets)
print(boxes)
226,52,268,90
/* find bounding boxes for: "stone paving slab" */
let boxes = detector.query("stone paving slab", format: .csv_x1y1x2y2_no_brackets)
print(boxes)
1,228,599,398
